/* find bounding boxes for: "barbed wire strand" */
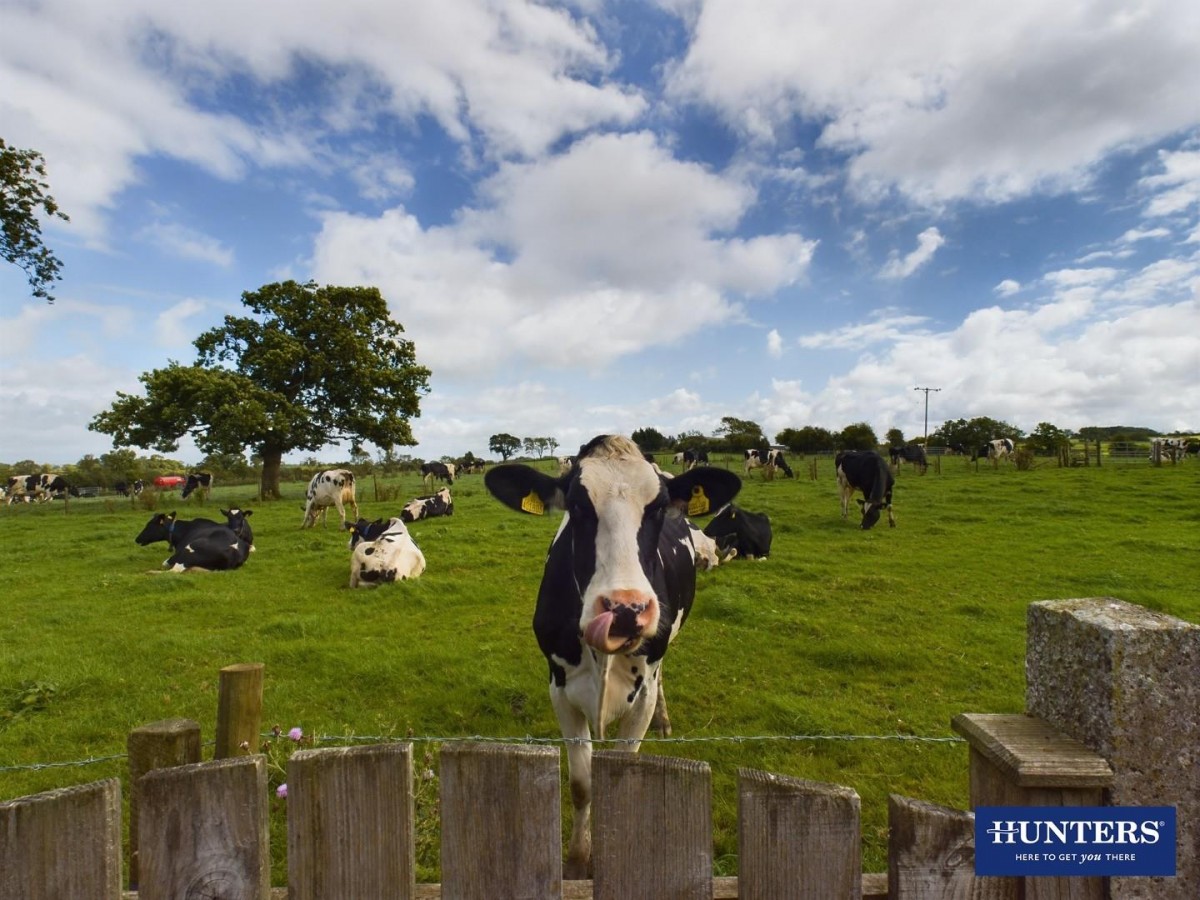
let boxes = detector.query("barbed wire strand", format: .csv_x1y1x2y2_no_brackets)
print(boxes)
0,731,964,774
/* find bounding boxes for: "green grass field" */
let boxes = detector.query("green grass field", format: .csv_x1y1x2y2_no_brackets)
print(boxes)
2,454,1197,880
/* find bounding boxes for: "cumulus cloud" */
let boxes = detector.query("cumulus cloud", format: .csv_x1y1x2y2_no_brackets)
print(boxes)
879,227,945,280
995,279,1021,296
767,328,783,357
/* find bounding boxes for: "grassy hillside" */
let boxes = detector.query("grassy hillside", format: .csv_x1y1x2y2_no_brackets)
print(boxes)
2,454,1196,879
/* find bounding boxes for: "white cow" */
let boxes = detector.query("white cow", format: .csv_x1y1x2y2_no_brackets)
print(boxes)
687,522,736,569
349,517,426,587
302,469,360,528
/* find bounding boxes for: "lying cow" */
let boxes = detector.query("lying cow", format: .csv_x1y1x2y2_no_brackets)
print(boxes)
484,434,741,878
400,487,453,523
134,509,253,571
349,517,426,587
703,503,773,559
836,450,896,529
302,469,359,528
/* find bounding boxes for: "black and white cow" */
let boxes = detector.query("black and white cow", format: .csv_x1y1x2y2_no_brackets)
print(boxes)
348,516,426,587
181,472,213,499
134,510,253,571
484,435,741,878
1150,437,1190,463
835,450,896,529
421,461,456,488
889,444,928,473
302,469,359,528
682,449,708,471
686,521,736,569
114,480,145,497
972,439,1014,463
744,448,793,479
4,474,39,503
702,503,773,559
400,487,454,523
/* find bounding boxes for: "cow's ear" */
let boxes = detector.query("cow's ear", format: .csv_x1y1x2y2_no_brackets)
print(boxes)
484,464,565,516
668,467,741,517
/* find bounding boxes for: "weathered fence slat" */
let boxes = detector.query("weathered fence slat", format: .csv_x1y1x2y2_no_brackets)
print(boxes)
287,742,416,900
737,768,862,899
0,778,122,900
137,755,270,900
440,742,562,900
592,751,712,900
888,794,1012,900
126,717,202,889
214,662,264,759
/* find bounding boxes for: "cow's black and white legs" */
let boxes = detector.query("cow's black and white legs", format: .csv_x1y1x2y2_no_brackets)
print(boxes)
552,689,593,879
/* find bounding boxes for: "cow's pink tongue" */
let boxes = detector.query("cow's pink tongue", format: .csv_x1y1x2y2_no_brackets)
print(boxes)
583,610,619,652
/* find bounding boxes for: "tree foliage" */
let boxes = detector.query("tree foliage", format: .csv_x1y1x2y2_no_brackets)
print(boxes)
775,426,837,453
713,416,767,452
1025,422,1072,456
631,427,669,452
89,280,430,498
489,433,521,460
1,138,69,303
838,421,880,451
930,417,1022,452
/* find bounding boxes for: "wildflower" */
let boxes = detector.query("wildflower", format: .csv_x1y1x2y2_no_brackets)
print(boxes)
276,783,288,799
288,727,303,742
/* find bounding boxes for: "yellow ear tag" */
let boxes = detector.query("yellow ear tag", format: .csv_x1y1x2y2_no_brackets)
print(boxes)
687,485,710,517
520,491,545,515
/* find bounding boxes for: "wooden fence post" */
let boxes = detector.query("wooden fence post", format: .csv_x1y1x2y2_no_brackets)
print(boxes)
439,742,562,900
952,713,1112,900
0,779,122,900
737,768,861,899
127,718,202,889
287,743,415,900
888,794,1012,899
214,662,264,759
592,752,712,900
136,755,270,900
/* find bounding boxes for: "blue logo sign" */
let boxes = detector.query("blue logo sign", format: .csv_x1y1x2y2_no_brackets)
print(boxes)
975,806,1176,877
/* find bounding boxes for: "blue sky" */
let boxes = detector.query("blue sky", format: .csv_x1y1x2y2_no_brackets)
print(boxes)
2,0,1198,466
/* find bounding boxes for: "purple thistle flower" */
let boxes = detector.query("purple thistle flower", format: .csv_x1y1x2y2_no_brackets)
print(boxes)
288,727,303,742
276,783,288,799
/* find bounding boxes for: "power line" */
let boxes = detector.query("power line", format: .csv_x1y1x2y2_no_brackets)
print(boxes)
913,387,942,445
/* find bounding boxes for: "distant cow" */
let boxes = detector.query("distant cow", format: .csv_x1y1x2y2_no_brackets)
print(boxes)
744,448,792,479
558,456,575,475
1150,437,1190,463
349,517,426,587
5,474,40,504
889,445,928,473
703,503,773,559
484,434,741,878
302,469,359,528
836,450,896,529
421,461,456,488
134,510,252,572
972,439,1014,463
401,487,454,523
181,472,213,499
682,449,708,471
114,480,145,497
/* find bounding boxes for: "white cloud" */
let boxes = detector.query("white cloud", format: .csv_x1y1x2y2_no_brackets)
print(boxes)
766,328,783,357
154,298,209,348
994,279,1021,296
139,222,235,267
879,227,944,280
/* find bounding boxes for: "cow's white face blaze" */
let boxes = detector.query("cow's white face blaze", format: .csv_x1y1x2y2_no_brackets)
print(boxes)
574,446,664,654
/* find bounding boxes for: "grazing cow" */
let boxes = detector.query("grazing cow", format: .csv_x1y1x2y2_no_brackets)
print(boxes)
1150,437,1190,463
682,449,709,471
889,445,928,473
4,474,40,504
134,510,252,572
972,439,1014,463
484,434,741,877
400,487,454,523
349,517,426,587
114,480,145,497
40,474,80,499
744,448,793,479
836,450,896,529
181,472,214,499
703,503,773,559
421,461,456,488
302,469,359,528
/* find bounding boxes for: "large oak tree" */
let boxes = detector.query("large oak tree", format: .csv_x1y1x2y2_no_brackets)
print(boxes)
1,137,69,303
90,280,431,499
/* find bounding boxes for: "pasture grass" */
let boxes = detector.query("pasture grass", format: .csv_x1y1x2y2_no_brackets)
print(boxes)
1,455,1196,882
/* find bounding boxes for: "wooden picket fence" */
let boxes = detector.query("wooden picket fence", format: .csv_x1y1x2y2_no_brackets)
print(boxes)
4,597,1196,899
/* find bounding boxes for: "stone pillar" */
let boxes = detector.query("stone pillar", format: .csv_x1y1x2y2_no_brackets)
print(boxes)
1026,598,1199,899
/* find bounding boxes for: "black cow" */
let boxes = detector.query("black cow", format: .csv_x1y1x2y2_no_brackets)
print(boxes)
134,510,252,571
181,472,214,499
421,461,456,488
703,503,773,559
114,480,145,497
484,434,741,878
40,474,80,499
835,450,896,529
889,445,928,473
400,487,454,523
346,517,389,549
